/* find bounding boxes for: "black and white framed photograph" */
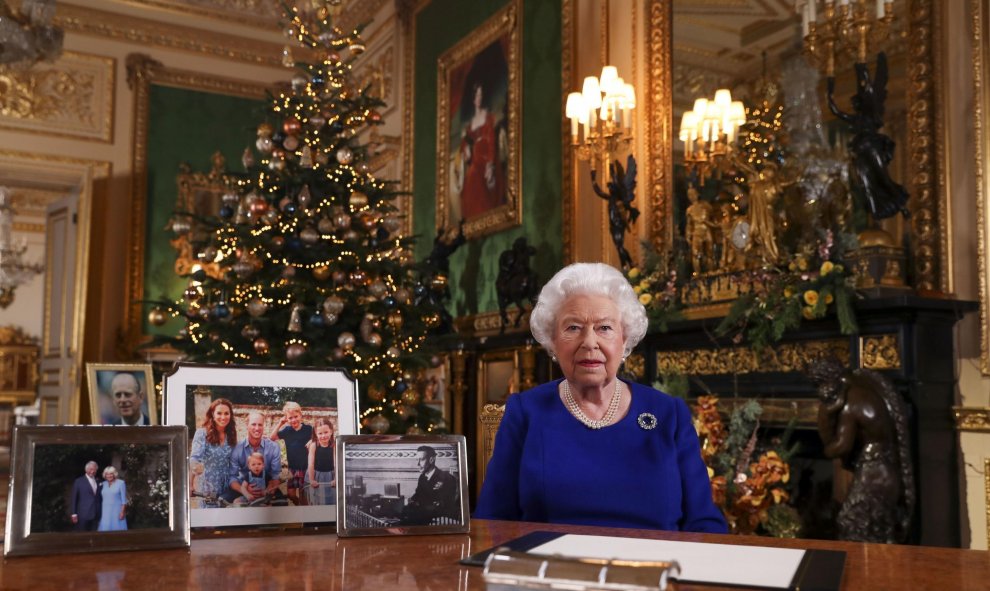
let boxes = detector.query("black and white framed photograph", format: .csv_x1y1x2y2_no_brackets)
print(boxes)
86,363,157,426
336,434,468,537
163,363,358,528
4,425,189,557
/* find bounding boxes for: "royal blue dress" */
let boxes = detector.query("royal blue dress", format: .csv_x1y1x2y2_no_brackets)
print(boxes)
98,479,128,531
474,379,728,533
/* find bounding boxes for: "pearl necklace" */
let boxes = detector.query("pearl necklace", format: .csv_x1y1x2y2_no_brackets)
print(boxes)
561,379,622,429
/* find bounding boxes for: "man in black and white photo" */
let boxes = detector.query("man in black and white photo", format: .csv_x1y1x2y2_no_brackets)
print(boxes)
400,445,459,525
70,461,102,531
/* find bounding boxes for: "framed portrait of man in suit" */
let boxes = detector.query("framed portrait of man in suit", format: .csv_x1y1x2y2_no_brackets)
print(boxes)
86,363,157,426
336,434,468,537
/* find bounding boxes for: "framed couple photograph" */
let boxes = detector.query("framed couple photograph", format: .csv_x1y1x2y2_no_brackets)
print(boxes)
86,363,157,426
435,0,522,240
336,434,468,537
4,425,189,557
163,363,359,528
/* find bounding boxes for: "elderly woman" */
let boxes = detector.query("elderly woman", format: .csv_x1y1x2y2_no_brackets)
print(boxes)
97,466,127,531
190,397,237,501
475,263,727,532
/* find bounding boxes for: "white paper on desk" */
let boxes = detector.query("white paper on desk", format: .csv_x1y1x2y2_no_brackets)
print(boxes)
528,534,805,589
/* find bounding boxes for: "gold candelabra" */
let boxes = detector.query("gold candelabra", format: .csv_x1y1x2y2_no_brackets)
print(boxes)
566,66,636,180
799,0,895,76
678,89,746,182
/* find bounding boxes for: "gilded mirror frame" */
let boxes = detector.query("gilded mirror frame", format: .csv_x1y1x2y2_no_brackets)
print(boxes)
975,0,990,374
122,54,269,353
643,0,948,295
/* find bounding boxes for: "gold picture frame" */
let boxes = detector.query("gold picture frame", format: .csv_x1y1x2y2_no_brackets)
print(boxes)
85,363,157,426
435,0,522,240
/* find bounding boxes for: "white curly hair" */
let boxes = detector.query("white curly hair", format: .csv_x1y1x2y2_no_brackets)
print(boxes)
530,262,648,358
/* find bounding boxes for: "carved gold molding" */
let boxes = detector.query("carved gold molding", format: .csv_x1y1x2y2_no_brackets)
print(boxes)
646,0,673,254
123,54,270,352
974,0,990,374
0,51,114,143
657,339,850,375
985,457,990,543
954,406,990,432
860,334,902,370
57,3,285,67
111,0,280,29
695,396,819,428
561,0,574,263
907,0,948,293
453,310,531,338
397,0,426,239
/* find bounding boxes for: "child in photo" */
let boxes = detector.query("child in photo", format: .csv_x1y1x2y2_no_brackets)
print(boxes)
234,452,269,505
270,401,313,506
307,417,336,505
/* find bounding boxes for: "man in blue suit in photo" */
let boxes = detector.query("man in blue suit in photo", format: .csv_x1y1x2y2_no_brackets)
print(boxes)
71,461,101,531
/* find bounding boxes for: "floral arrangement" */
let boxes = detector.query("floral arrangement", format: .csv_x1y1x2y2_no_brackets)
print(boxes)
626,242,683,331
693,395,801,537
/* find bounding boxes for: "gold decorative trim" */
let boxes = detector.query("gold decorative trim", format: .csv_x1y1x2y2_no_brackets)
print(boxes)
953,406,990,432
453,310,531,338
434,0,522,240
110,0,280,30
57,3,286,67
397,0,428,239
859,334,902,370
985,457,990,544
694,396,819,428
974,0,990,375
0,51,114,143
906,0,947,292
123,54,270,353
646,0,673,254
561,0,575,263
657,339,850,376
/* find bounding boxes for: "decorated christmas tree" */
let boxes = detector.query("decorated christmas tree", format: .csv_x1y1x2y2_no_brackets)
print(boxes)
147,1,448,434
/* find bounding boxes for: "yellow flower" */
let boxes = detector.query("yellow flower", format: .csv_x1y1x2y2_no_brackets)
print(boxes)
639,293,653,305
783,288,794,299
628,267,640,279
788,262,797,272
633,285,642,295
803,290,819,306
820,261,834,275
639,280,650,290
802,306,815,320
834,264,844,273
797,257,809,271
825,293,834,304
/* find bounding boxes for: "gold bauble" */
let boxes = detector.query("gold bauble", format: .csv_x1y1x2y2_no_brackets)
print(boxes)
368,413,390,434
402,389,420,406
312,266,331,281
349,191,368,207
148,307,168,326
367,384,386,401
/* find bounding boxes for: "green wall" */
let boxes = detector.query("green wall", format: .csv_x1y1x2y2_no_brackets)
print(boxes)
413,0,563,317
144,85,265,335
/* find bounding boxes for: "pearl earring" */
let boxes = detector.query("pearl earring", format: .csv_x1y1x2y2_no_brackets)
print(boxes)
551,355,558,364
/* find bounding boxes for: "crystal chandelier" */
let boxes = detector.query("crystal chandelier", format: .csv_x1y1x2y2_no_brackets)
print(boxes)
0,187,44,308
0,0,63,67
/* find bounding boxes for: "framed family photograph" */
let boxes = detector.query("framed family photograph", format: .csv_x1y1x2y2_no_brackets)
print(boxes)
336,434,469,537
163,363,359,528
86,363,157,426
4,425,189,557
435,0,521,240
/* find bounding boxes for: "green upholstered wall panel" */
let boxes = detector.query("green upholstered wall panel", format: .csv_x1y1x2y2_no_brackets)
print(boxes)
413,0,563,317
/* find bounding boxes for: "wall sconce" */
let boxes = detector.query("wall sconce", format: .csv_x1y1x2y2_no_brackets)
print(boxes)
565,65,636,179
0,187,44,308
798,0,895,76
678,89,745,181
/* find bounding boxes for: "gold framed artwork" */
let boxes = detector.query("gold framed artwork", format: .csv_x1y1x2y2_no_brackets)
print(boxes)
435,0,521,240
86,363,157,426
477,348,519,407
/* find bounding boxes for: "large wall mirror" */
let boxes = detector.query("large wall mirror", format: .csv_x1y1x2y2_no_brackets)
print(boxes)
647,0,947,298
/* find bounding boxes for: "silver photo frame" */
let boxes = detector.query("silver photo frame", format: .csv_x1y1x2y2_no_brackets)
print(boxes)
163,363,359,528
4,425,189,557
336,434,469,537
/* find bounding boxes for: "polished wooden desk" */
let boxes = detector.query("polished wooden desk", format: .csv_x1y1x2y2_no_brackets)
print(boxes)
1,519,987,590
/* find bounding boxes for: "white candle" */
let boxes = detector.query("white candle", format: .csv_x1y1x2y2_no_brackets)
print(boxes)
876,0,885,18
801,5,809,36
570,116,578,140
809,0,816,22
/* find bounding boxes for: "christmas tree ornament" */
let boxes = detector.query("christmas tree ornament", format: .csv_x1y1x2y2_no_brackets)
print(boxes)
368,110,381,123
315,149,329,165
263,209,280,225
219,206,234,219
286,342,307,361
383,215,401,233
368,279,387,298
402,389,420,406
233,259,254,279
269,156,286,171
328,119,344,135
350,270,367,285
300,227,320,245
317,216,334,234
288,303,304,332
248,198,269,216
271,236,285,250
394,287,411,304
297,185,313,208
323,313,338,325
337,331,356,350
349,190,368,207
257,122,274,138
330,346,345,360
309,114,326,128
312,265,331,281
424,312,441,329
430,355,443,368
397,405,415,420
222,191,240,206
282,264,297,279
281,45,294,67
242,147,256,169
246,298,268,317
367,413,390,434
387,346,400,358
279,196,295,213
291,74,307,92
310,73,325,88
183,286,201,301
359,314,374,341
357,161,371,174
367,332,382,346
335,146,353,164
367,384,386,401
308,311,325,328
348,41,366,55
148,307,168,326
331,270,347,284
343,229,360,242
406,426,424,435
283,117,302,136
322,295,344,315
200,245,218,261
170,217,191,234
386,310,403,329
358,211,378,231
382,295,397,308
333,211,351,229
253,338,270,355
256,136,274,153
282,135,300,151
241,324,260,339
299,146,314,168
